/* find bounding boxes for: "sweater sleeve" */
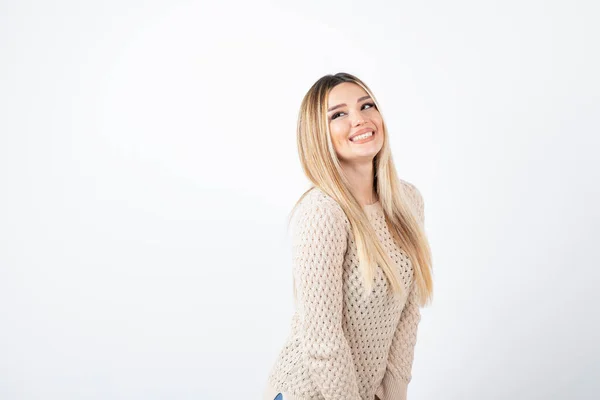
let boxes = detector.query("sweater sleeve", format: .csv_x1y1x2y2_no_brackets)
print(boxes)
376,181,424,400
375,282,421,400
292,201,362,400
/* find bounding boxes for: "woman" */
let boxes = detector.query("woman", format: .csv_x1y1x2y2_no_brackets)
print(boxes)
263,72,434,400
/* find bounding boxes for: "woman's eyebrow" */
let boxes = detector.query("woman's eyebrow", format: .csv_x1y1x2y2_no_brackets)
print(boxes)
327,95,372,112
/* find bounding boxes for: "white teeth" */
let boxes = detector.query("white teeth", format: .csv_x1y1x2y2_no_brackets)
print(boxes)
350,131,373,142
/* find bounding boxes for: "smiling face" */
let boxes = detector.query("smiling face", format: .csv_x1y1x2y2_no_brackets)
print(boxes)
326,82,384,165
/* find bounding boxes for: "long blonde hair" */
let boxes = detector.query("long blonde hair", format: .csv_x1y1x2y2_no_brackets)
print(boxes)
288,72,433,307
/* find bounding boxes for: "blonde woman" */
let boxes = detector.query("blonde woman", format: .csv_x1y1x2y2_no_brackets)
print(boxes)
263,72,433,400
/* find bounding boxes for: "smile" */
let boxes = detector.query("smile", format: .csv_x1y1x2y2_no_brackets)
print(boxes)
349,130,375,143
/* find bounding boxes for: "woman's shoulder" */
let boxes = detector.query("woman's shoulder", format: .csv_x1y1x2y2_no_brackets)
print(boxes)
300,186,343,209
295,187,348,225
399,178,425,222
399,178,424,204
399,178,420,194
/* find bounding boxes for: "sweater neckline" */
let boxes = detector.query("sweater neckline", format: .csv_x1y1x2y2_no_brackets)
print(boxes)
363,200,381,210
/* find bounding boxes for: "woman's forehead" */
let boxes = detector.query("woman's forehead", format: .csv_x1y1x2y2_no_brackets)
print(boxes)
328,82,369,105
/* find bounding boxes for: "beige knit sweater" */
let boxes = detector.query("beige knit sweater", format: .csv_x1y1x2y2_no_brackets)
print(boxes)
266,180,425,400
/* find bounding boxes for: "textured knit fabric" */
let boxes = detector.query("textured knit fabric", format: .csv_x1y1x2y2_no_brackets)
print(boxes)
266,180,424,400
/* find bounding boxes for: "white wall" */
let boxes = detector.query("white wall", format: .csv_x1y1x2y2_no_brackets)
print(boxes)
1,1,598,399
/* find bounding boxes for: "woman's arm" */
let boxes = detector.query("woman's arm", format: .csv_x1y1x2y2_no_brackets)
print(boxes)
375,282,421,400
292,201,362,400
376,181,425,400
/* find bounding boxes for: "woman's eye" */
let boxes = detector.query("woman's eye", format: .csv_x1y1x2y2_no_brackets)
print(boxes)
331,103,375,120
363,102,376,110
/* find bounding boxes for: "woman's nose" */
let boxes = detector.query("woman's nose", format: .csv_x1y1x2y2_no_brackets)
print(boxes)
353,117,367,127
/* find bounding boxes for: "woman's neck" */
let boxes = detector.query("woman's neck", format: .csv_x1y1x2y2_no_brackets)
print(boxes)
340,160,378,206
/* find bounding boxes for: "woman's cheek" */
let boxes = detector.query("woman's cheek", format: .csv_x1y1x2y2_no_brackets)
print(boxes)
331,124,347,142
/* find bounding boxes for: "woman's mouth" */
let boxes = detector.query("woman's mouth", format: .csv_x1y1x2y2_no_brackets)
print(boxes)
349,130,375,144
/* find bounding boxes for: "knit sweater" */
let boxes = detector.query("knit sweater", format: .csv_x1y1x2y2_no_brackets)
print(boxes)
266,180,424,400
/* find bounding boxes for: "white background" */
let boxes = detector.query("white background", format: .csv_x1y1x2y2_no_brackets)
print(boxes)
1,1,599,399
